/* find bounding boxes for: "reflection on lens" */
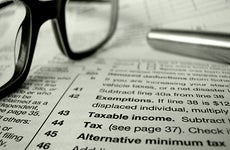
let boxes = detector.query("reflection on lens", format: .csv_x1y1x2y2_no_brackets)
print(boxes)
0,1,26,87
65,0,112,52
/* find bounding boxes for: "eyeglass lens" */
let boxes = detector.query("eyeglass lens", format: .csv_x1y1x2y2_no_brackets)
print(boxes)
65,0,113,52
0,1,26,87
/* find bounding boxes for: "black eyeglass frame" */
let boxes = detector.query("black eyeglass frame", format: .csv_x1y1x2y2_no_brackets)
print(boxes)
0,0,119,99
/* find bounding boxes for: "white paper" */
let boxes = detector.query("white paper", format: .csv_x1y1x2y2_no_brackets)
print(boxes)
0,0,230,150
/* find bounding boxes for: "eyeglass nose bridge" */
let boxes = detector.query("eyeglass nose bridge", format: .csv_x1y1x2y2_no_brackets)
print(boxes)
23,0,62,27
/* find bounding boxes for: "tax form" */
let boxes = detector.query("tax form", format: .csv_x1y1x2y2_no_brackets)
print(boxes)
0,0,230,149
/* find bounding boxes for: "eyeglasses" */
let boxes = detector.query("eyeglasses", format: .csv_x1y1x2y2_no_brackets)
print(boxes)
0,0,119,99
